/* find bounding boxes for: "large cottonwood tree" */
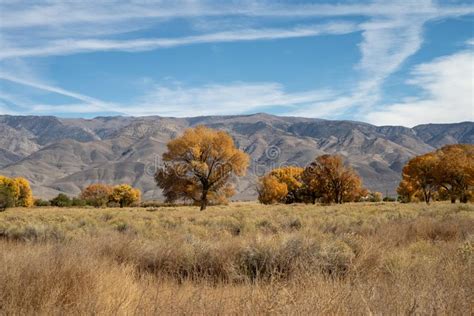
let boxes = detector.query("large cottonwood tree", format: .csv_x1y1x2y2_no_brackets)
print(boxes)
302,154,364,204
435,144,474,203
398,144,474,203
398,153,439,204
155,126,249,210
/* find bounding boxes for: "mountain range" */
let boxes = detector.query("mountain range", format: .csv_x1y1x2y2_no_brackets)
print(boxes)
0,114,472,200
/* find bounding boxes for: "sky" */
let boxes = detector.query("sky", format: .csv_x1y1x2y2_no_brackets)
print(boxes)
0,0,473,127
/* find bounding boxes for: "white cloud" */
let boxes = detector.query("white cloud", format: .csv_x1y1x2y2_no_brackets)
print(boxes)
288,14,427,119
1,0,471,61
0,0,473,124
299,0,458,119
357,18,424,82
286,90,380,119
0,22,358,59
2,48,473,125
1,1,472,29
0,73,335,117
125,82,335,116
0,73,111,109
366,51,474,127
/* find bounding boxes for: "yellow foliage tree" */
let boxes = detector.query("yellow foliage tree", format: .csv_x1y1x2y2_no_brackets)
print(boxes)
270,167,304,195
80,183,113,207
110,184,141,208
0,175,19,201
258,166,304,204
13,177,34,207
155,126,249,210
302,155,364,204
0,175,33,208
257,174,289,204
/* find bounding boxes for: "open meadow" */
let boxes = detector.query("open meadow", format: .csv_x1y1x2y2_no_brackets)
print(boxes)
0,202,473,315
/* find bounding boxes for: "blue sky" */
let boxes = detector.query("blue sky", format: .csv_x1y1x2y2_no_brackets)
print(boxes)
0,0,473,127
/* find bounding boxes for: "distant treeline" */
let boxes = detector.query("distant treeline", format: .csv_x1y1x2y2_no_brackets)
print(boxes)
1,126,472,211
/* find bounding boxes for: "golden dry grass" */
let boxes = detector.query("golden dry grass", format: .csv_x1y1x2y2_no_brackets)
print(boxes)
0,202,473,315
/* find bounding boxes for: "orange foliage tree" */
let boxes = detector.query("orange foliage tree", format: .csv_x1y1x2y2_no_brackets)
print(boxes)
435,144,474,203
257,166,304,204
398,144,473,204
155,126,249,210
302,155,364,204
80,183,113,207
398,152,439,204
397,179,418,203
257,175,288,204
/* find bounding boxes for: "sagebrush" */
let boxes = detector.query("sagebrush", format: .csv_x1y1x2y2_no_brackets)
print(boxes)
0,202,472,314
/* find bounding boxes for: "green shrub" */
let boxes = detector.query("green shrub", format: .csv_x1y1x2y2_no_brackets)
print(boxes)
50,194,72,207
0,186,15,211
34,199,51,207
72,197,87,207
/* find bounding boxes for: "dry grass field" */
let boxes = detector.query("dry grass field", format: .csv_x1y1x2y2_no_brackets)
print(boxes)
0,202,473,315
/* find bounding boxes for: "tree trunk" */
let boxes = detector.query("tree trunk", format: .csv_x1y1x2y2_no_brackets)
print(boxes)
200,189,208,211
423,190,430,204
333,189,340,204
450,195,456,204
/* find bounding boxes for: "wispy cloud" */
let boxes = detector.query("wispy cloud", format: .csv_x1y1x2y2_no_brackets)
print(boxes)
126,82,335,116
285,14,428,119
1,0,472,60
295,0,461,120
0,73,110,109
335,15,426,116
0,0,473,125
0,22,358,59
357,18,424,82
366,50,474,126
1,1,472,29
2,44,473,126
0,74,335,117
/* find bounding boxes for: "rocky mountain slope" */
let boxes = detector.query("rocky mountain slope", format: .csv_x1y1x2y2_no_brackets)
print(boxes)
0,114,472,200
